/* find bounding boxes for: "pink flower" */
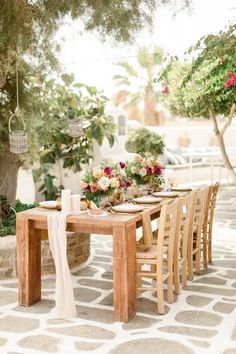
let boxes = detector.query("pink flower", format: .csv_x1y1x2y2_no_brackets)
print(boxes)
119,162,125,169
161,87,169,94
154,167,162,175
104,166,112,175
224,73,236,88
146,167,153,175
120,180,127,188
90,183,99,193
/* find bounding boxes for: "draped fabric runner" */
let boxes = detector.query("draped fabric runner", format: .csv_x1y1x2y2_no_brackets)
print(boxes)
47,212,76,318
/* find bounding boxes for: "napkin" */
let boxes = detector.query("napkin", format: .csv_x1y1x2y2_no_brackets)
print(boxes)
47,212,76,318
136,210,153,251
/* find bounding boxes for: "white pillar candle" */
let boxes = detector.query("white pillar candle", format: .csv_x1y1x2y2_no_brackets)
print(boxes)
71,194,81,213
61,189,72,213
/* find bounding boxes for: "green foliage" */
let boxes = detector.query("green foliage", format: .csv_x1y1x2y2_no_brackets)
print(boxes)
160,24,236,118
125,128,165,156
0,198,38,237
31,76,116,199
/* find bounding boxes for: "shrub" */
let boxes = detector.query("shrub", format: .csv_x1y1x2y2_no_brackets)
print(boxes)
125,127,165,156
0,197,38,237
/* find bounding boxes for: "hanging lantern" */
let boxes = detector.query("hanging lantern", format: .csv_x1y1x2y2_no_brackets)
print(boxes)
8,108,28,153
8,61,28,154
67,119,83,138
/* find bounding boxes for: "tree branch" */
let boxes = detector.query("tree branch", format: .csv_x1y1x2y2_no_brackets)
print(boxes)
220,103,236,136
209,109,220,136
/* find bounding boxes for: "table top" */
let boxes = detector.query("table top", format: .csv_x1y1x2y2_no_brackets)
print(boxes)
17,199,173,227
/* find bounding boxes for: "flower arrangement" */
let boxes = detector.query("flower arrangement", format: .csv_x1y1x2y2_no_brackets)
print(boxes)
81,161,132,205
125,154,165,189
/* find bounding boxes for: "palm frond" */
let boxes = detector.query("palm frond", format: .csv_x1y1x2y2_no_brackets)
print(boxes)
115,61,138,77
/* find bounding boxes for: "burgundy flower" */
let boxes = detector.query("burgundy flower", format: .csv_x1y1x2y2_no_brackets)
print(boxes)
146,167,153,175
104,166,112,175
154,167,162,175
119,162,126,169
120,180,127,188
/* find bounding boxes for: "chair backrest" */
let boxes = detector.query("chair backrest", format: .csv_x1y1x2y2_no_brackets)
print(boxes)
156,200,178,266
203,182,220,232
192,187,209,235
175,192,196,258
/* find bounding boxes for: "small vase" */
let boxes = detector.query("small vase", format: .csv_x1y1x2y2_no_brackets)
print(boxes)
108,189,125,205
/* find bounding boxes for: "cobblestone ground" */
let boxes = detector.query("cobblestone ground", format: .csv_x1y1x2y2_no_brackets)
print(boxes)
0,184,235,354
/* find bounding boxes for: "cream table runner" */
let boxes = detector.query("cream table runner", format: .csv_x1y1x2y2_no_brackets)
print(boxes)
47,212,76,318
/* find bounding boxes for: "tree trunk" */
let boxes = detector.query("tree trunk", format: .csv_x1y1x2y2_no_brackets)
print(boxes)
209,110,236,185
143,83,165,126
0,149,22,204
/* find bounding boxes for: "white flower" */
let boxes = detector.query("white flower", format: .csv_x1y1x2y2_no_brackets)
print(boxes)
98,176,110,190
140,167,147,177
119,169,127,177
110,177,120,188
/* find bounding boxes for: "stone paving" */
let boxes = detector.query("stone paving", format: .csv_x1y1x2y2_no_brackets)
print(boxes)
0,184,235,354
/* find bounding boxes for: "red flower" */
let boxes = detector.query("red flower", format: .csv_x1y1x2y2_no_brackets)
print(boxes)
104,166,112,175
146,167,153,175
161,87,169,94
228,72,233,77
119,162,126,169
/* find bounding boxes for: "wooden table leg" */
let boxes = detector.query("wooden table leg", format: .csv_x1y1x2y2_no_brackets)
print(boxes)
112,223,137,322
16,215,41,306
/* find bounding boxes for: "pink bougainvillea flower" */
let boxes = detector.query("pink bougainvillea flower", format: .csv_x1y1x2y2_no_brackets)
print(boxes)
224,73,236,88
120,180,127,188
104,166,112,175
161,87,169,94
146,167,153,175
119,162,125,169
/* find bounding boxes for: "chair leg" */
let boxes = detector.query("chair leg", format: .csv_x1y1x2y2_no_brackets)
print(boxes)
195,248,201,274
187,243,193,281
156,274,165,315
203,234,208,270
208,222,213,263
167,272,173,304
174,256,180,295
136,263,142,296
182,259,187,287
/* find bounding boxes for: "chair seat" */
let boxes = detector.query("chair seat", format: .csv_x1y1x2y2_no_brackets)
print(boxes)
136,245,168,259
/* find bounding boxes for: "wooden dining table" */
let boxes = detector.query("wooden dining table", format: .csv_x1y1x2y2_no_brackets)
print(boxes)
16,200,172,322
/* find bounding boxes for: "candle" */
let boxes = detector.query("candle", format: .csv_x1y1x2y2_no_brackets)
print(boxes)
71,194,81,213
61,189,71,213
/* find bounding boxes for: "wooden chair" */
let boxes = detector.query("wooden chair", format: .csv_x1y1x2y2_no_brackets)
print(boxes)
136,201,178,315
202,182,220,269
188,188,208,280
173,192,196,295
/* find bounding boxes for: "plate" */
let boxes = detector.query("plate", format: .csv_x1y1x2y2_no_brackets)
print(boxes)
112,203,144,213
152,191,180,198
132,196,162,204
171,186,193,192
87,209,108,217
39,201,57,209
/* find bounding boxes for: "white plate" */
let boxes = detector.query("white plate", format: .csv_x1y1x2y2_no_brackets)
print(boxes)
152,191,180,198
112,203,144,213
171,186,193,192
39,201,57,209
132,196,162,204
